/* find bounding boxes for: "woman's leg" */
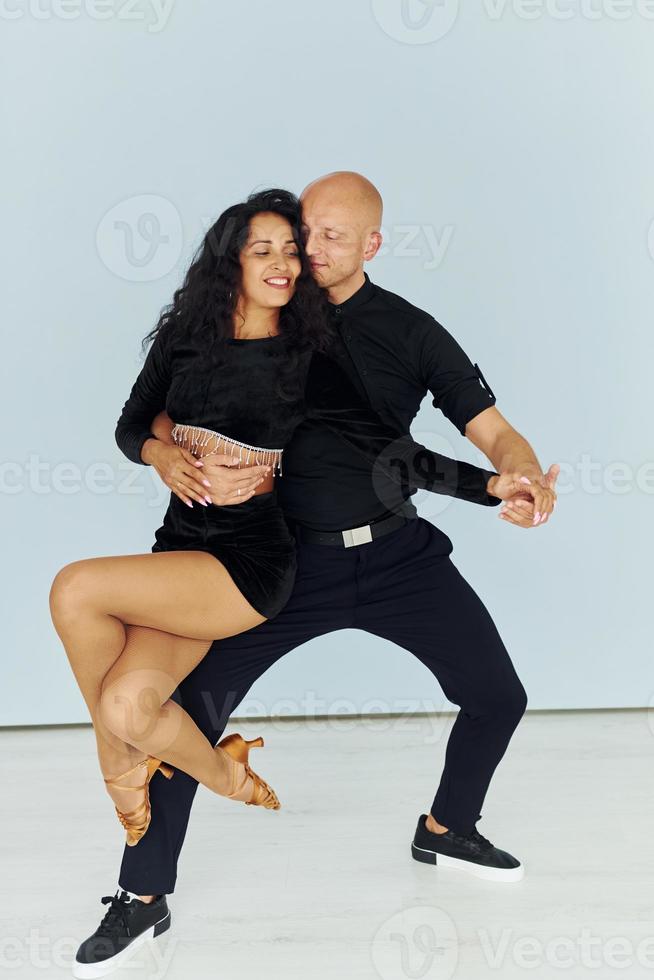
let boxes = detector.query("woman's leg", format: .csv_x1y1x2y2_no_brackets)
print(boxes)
49,550,268,808
98,621,258,802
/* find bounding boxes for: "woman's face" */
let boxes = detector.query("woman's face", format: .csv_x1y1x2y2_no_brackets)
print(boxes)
238,212,302,311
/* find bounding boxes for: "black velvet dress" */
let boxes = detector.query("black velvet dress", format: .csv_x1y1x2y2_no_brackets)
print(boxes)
115,326,498,619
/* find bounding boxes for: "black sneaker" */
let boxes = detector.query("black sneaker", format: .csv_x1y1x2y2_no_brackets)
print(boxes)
73,889,171,978
411,813,524,882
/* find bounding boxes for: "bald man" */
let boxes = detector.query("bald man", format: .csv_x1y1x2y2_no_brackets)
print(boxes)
107,172,557,931
300,170,384,304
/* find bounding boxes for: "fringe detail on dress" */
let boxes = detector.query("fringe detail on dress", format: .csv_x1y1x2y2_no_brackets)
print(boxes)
170,423,284,476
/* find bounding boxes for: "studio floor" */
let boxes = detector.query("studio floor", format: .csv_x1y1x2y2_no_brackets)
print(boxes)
2,708,652,979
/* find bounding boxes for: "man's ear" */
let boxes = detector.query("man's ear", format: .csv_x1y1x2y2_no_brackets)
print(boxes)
364,230,383,261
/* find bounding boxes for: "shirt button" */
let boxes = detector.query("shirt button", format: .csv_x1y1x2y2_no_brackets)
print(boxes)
335,307,342,314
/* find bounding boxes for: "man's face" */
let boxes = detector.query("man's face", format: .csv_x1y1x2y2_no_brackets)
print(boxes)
299,197,369,291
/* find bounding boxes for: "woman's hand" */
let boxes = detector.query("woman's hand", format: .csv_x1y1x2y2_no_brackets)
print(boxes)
487,466,558,527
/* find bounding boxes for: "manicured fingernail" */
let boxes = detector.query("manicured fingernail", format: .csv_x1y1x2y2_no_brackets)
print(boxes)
202,480,211,487
205,496,212,504
533,511,540,524
186,501,193,508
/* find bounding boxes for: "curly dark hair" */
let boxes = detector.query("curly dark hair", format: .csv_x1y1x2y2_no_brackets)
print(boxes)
142,188,335,374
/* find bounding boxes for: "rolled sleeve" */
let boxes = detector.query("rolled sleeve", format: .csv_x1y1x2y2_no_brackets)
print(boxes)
305,350,501,506
419,316,497,437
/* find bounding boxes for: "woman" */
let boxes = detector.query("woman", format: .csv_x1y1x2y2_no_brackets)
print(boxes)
49,188,506,848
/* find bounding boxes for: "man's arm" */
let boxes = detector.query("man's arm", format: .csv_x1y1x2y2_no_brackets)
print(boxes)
464,406,545,481
418,315,547,477
305,350,501,506
417,315,560,519
464,406,560,525
138,410,176,464
150,410,175,444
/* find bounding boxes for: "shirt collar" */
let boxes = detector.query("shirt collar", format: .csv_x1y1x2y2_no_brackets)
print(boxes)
328,271,375,316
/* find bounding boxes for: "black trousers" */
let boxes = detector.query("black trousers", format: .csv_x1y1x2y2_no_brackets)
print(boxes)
118,515,527,896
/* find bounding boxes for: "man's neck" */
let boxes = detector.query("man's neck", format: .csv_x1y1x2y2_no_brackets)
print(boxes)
327,268,366,306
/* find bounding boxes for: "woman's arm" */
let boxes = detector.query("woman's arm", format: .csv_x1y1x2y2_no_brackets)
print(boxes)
115,328,172,465
304,351,501,507
115,341,223,506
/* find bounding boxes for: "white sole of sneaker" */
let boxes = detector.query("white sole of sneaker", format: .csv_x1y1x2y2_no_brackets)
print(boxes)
412,842,525,882
72,911,171,978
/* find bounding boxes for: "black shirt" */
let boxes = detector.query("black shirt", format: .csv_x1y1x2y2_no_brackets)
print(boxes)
115,330,313,463
114,281,500,527
277,272,499,529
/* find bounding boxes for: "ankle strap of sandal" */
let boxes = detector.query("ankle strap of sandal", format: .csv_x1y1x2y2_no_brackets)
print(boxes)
103,757,148,787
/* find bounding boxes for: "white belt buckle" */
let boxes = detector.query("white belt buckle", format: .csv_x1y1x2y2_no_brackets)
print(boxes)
341,523,373,548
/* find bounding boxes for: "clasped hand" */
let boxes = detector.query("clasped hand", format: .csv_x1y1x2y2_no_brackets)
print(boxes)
149,442,271,508
487,463,559,528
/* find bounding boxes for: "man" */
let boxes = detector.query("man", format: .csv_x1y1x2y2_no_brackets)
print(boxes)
76,172,557,974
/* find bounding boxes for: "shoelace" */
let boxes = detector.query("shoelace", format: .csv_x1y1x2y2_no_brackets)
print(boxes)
467,828,494,852
445,827,494,852
95,894,133,938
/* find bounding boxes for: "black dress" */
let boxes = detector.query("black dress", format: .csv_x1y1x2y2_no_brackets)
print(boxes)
115,327,498,619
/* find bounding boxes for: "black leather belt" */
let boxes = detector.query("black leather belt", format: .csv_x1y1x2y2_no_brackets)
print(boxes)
290,501,418,548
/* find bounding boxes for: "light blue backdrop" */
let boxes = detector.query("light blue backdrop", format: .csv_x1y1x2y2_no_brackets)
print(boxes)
3,0,650,725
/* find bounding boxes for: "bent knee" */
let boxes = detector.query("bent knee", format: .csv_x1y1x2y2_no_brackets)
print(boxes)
49,560,95,623
497,681,528,721
508,682,528,719
470,681,528,723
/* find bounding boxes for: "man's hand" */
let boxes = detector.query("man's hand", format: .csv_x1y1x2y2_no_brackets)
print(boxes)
141,439,221,508
199,453,272,506
141,410,216,507
487,463,559,528
145,410,272,506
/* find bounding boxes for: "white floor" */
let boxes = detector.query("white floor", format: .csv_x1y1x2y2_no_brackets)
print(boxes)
2,709,653,980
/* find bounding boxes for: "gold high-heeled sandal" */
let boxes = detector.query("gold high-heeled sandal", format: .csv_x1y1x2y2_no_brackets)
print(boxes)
216,733,280,810
103,756,174,846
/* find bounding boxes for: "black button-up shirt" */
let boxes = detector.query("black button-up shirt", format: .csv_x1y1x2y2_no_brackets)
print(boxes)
114,271,500,530
277,272,499,529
